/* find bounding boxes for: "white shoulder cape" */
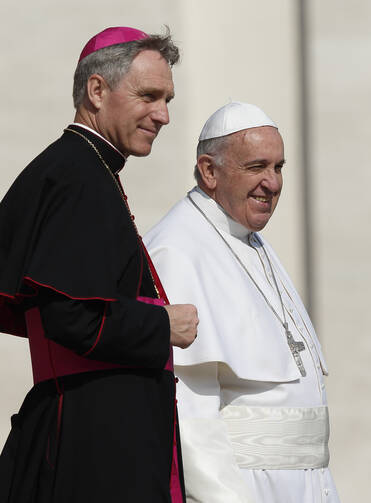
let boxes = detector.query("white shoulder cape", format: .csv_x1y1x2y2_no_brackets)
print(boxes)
144,188,327,382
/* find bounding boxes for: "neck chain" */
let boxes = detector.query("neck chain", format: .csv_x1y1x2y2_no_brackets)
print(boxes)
64,127,160,298
187,192,306,377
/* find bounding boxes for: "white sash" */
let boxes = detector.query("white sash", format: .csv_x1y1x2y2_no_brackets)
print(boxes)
221,405,330,470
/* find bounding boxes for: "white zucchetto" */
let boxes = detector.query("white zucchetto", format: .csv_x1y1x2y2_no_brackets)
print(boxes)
199,101,277,141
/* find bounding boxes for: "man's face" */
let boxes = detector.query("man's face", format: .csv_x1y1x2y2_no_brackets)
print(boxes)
97,49,175,157
212,127,284,231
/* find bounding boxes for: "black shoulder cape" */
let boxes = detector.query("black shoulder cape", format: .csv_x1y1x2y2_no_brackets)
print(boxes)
0,125,145,337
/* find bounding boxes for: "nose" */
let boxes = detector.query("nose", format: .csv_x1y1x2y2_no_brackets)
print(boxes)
152,101,170,125
261,168,282,193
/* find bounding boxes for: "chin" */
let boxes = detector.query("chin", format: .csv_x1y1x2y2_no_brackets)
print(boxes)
129,143,153,158
251,218,271,232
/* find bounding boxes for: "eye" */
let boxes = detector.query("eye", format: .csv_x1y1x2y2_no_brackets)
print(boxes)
142,93,156,102
245,165,264,172
275,164,284,173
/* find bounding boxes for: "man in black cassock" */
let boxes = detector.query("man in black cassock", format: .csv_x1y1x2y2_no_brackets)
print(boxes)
0,26,198,503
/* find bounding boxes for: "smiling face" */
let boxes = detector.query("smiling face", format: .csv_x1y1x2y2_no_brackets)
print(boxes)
92,49,175,157
198,127,285,231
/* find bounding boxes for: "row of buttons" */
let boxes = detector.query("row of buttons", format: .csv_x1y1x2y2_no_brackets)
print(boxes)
321,468,330,497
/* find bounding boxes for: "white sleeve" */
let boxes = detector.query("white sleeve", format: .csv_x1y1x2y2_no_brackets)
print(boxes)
176,363,254,503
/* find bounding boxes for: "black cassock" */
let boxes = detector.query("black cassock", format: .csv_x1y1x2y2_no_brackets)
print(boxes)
0,125,185,502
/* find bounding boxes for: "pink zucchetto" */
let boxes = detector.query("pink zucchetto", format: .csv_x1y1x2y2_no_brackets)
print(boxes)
78,26,148,62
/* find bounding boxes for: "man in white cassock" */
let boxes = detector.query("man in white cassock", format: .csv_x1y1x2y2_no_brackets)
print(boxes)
144,102,341,503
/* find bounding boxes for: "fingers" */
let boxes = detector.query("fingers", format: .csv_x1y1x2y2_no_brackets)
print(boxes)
165,304,199,349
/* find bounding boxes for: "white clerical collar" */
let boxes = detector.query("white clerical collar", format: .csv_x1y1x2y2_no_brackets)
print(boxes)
71,122,126,160
189,186,253,240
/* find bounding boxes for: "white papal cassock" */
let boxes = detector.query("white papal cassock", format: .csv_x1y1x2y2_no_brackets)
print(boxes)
144,187,340,503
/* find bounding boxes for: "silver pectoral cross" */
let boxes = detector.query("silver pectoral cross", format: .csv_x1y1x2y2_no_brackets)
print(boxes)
283,323,307,377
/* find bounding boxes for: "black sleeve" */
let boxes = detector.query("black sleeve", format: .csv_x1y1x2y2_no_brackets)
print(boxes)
38,288,170,369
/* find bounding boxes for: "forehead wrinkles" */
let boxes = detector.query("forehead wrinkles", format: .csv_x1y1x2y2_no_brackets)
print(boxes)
218,128,283,169
124,51,173,87
244,127,284,160
242,128,270,150
223,131,251,164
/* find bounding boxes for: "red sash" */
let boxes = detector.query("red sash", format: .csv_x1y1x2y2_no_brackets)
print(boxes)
26,296,173,385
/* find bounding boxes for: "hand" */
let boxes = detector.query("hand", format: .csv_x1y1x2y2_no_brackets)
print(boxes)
164,304,199,349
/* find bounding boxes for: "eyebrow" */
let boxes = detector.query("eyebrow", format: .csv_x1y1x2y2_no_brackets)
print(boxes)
140,85,175,101
245,158,286,166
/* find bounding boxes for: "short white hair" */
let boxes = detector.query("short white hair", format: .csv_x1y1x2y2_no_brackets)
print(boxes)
194,135,230,182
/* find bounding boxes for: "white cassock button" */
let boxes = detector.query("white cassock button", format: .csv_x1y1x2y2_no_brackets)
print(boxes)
325,488,329,496
322,468,325,474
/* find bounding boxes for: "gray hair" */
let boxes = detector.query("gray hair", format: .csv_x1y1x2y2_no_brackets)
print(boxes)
194,135,230,183
73,27,179,109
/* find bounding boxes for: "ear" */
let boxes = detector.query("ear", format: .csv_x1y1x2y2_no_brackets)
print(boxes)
197,154,217,190
86,74,110,110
